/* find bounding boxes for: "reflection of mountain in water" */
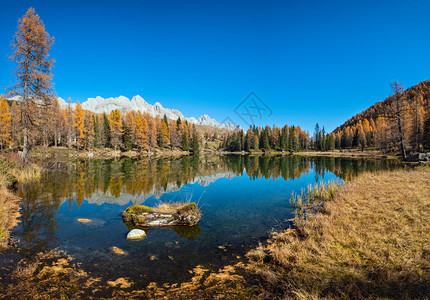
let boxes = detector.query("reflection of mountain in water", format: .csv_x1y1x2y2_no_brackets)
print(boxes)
84,172,235,205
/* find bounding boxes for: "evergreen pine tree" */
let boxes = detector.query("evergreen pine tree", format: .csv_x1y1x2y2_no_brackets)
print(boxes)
93,115,100,148
192,132,200,153
352,128,359,147
244,132,251,152
103,113,111,148
327,135,335,151
262,130,270,151
122,125,132,151
314,123,320,150
181,132,189,151
288,127,295,151
321,127,326,150
280,127,287,150
341,128,348,149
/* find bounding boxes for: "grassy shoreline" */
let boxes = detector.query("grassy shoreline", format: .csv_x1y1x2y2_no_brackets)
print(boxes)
0,186,20,248
247,167,430,299
0,153,41,249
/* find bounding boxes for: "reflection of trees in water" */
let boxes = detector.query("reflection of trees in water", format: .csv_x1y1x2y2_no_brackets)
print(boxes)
15,182,58,258
18,156,401,213
224,155,312,181
225,155,400,182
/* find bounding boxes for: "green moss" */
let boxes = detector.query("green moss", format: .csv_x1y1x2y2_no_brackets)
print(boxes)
122,205,154,221
123,205,153,215
135,215,147,224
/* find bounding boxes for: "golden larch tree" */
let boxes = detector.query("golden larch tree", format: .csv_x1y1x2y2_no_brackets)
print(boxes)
135,114,149,151
0,95,12,149
74,102,85,149
66,97,75,147
84,110,94,150
9,8,54,162
109,109,123,150
125,111,138,145
158,120,170,148
145,113,157,149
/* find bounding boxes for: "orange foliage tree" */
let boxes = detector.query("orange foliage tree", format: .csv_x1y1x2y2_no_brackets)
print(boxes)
74,102,85,149
0,95,12,149
8,8,55,162
109,109,123,150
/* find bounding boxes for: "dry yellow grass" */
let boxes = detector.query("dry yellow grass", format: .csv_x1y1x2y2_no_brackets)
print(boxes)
0,185,20,248
248,168,430,299
155,201,191,213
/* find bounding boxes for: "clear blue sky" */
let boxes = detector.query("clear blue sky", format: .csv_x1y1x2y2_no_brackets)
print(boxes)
1,0,430,132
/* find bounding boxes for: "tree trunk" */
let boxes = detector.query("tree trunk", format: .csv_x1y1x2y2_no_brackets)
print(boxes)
398,117,407,160
22,81,29,164
22,119,29,163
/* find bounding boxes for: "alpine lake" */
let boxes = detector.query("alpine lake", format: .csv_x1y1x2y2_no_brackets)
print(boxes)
11,154,402,288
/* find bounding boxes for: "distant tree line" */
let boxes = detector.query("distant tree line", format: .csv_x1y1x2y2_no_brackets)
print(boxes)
222,125,310,152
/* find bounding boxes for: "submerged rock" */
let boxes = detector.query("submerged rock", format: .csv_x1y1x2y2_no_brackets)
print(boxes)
127,229,146,240
75,218,105,227
110,246,128,255
122,202,202,227
77,218,92,223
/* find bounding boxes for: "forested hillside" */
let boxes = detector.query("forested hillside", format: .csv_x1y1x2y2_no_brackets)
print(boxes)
332,80,430,155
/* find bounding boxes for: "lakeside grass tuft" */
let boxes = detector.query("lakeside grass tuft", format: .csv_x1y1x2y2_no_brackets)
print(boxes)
0,154,41,248
8,163,41,182
290,180,342,231
249,168,430,299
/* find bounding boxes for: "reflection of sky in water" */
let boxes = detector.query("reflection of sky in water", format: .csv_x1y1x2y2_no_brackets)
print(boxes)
13,156,401,286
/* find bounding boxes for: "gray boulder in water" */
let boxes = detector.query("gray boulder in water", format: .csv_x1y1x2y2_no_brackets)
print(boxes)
122,202,201,226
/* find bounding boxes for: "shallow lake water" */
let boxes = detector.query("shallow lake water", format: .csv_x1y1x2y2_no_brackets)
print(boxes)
12,155,401,286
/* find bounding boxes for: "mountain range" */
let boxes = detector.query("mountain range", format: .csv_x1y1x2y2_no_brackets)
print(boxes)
54,95,240,130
